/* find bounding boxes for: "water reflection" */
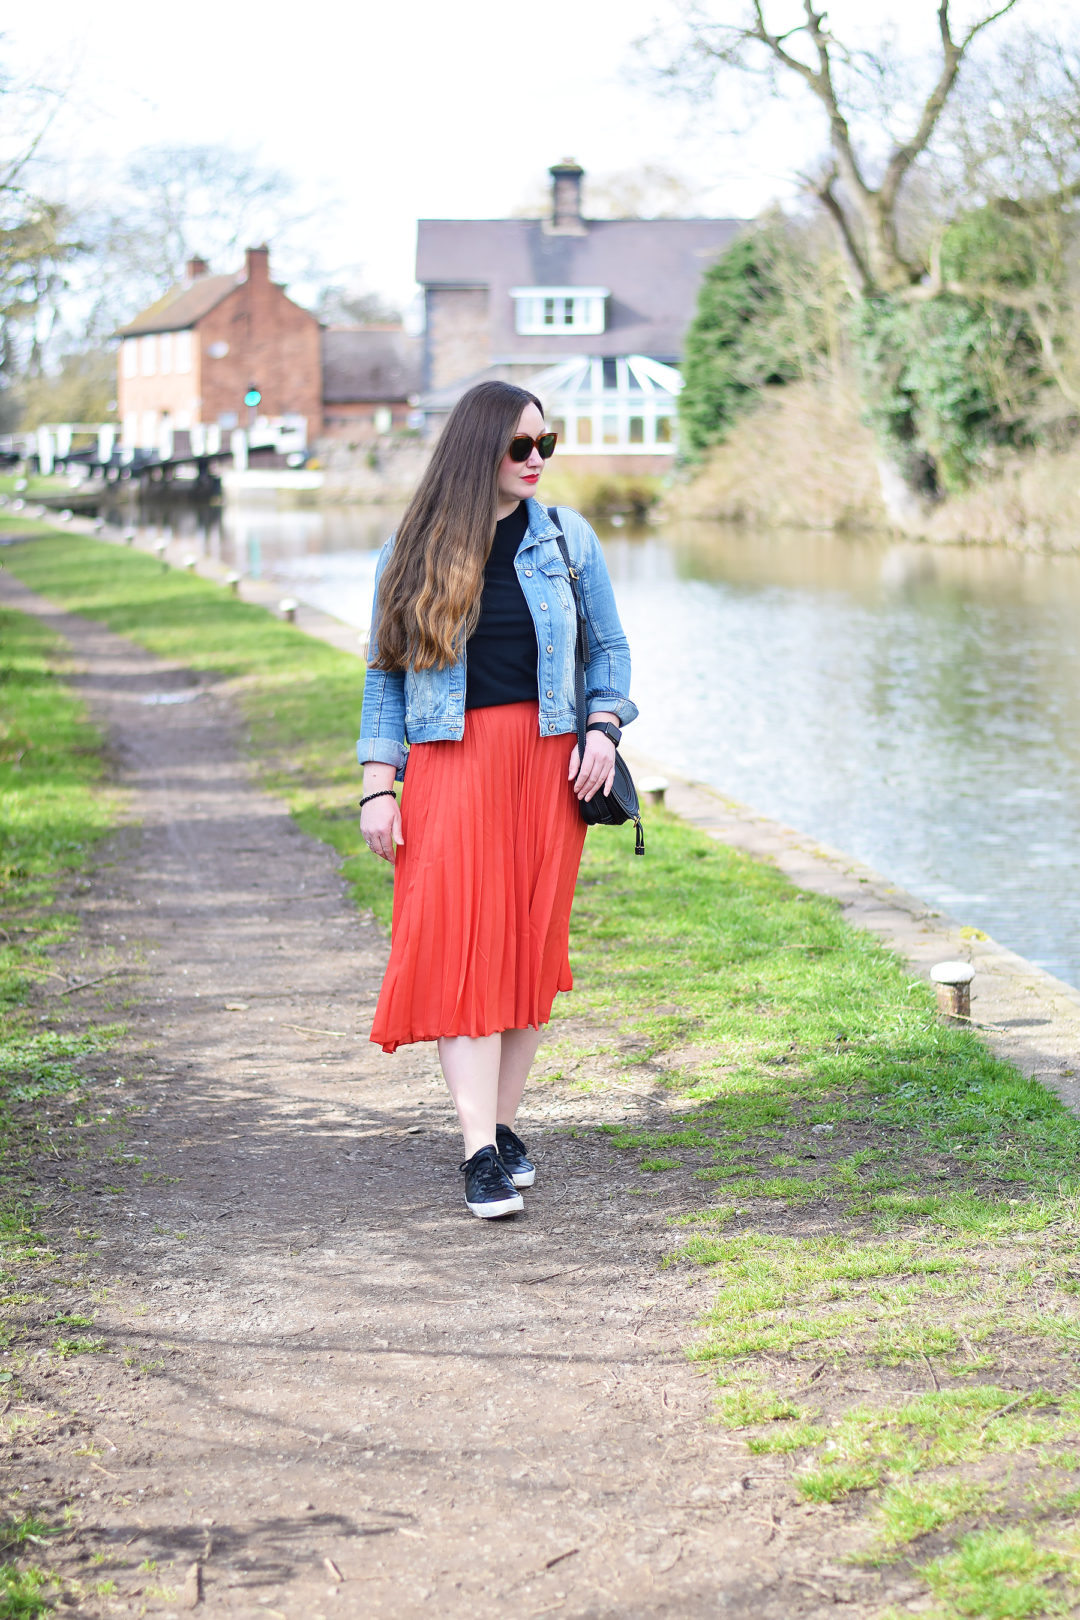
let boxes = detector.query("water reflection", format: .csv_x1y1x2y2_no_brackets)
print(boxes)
98,497,1080,988
607,521,1080,986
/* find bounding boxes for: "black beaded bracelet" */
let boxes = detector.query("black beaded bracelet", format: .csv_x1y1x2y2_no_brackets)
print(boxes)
359,789,396,808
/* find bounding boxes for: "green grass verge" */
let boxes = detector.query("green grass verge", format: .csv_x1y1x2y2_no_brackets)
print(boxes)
0,586,122,1606
0,474,70,498
5,527,1080,1616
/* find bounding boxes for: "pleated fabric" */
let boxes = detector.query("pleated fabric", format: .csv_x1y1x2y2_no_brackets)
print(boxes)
370,702,586,1054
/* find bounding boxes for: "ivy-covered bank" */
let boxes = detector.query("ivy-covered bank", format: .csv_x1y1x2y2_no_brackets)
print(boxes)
4,525,1080,1615
680,209,1053,506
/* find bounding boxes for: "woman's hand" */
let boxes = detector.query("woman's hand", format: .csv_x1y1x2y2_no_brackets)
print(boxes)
360,794,404,863
568,732,617,803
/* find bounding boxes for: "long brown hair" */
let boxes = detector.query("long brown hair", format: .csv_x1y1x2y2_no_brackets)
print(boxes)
370,381,543,671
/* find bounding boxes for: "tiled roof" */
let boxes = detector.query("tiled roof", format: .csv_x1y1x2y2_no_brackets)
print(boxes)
321,327,421,403
416,217,743,360
117,273,243,336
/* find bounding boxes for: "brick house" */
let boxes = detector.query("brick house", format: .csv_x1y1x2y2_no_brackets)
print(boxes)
117,247,322,451
416,161,743,470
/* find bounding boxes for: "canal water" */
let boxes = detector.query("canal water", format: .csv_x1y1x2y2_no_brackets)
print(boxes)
107,497,1080,989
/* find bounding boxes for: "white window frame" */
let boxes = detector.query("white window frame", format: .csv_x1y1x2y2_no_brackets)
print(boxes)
510,286,608,337
175,330,192,374
159,332,173,375
140,335,156,376
122,338,139,378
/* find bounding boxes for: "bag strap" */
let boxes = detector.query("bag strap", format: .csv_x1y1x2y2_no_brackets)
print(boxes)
548,507,589,758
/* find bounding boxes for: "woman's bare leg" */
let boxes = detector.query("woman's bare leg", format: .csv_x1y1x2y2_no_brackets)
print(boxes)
497,1026,544,1128
437,1033,501,1159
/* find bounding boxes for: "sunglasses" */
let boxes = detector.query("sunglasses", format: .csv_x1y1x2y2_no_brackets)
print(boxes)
507,431,558,462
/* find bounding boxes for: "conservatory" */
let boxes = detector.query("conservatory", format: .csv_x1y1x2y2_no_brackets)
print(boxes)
523,355,682,455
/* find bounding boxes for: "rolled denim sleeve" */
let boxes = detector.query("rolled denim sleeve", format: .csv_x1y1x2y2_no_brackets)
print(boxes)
575,518,639,727
357,539,407,773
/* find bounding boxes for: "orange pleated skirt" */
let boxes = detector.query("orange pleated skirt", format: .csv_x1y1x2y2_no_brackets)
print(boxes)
370,702,587,1053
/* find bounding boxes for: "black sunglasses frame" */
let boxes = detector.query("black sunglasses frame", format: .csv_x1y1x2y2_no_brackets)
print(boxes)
507,431,558,463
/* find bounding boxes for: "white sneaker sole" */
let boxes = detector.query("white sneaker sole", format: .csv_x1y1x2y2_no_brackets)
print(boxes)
509,1168,535,1188
466,1191,524,1218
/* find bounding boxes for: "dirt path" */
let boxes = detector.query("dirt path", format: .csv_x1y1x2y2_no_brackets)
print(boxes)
1,575,913,1619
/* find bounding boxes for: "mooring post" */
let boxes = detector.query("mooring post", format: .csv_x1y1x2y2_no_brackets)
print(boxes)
279,597,298,624
930,961,975,1019
154,540,168,571
183,556,198,572
225,572,241,596
638,775,670,807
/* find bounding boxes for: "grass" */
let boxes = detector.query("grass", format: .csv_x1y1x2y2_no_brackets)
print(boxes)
0,595,122,1199
0,474,70,498
0,1564,58,1618
558,817,1080,1612
4,525,1080,1614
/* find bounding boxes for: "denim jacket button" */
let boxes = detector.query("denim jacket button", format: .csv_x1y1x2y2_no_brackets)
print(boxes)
546,644,553,653
540,602,548,611
548,723,555,731
524,569,533,577
546,690,553,698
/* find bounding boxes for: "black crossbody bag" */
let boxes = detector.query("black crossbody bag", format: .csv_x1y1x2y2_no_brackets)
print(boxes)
548,508,644,856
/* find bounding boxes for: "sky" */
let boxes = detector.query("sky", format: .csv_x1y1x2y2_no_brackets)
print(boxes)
5,0,1070,308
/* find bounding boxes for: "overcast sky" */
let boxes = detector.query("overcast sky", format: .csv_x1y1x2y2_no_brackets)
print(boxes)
5,0,1069,307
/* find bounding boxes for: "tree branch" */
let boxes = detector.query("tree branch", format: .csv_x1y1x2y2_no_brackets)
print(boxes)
803,3,875,203
961,0,1023,48
812,170,871,294
746,0,818,86
879,0,1022,215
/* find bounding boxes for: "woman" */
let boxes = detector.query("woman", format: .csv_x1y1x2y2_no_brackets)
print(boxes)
358,380,636,1219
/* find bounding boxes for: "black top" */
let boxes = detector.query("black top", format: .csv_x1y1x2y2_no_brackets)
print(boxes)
465,502,538,710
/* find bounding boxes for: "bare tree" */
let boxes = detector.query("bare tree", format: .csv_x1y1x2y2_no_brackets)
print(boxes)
316,283,402,327
0,51,85,426
75,143,321,342
643,2,1021,297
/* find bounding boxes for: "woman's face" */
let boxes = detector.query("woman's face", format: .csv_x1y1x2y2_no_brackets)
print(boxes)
496,402,548,510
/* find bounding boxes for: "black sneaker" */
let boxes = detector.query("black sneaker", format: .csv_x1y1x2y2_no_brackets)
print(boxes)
460,1145,524,1219
495,1123,536,1188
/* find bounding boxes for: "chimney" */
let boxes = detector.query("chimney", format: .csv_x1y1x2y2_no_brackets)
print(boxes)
185,255,209,283
245,244,271,283
548,159,586,235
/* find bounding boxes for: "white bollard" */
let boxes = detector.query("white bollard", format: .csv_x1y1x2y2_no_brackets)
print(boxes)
225,572,241,596
279,597,298,624
637,774,670,807
930,961,975,1019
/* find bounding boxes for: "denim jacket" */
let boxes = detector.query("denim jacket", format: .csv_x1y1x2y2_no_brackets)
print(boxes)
357,498,637,773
